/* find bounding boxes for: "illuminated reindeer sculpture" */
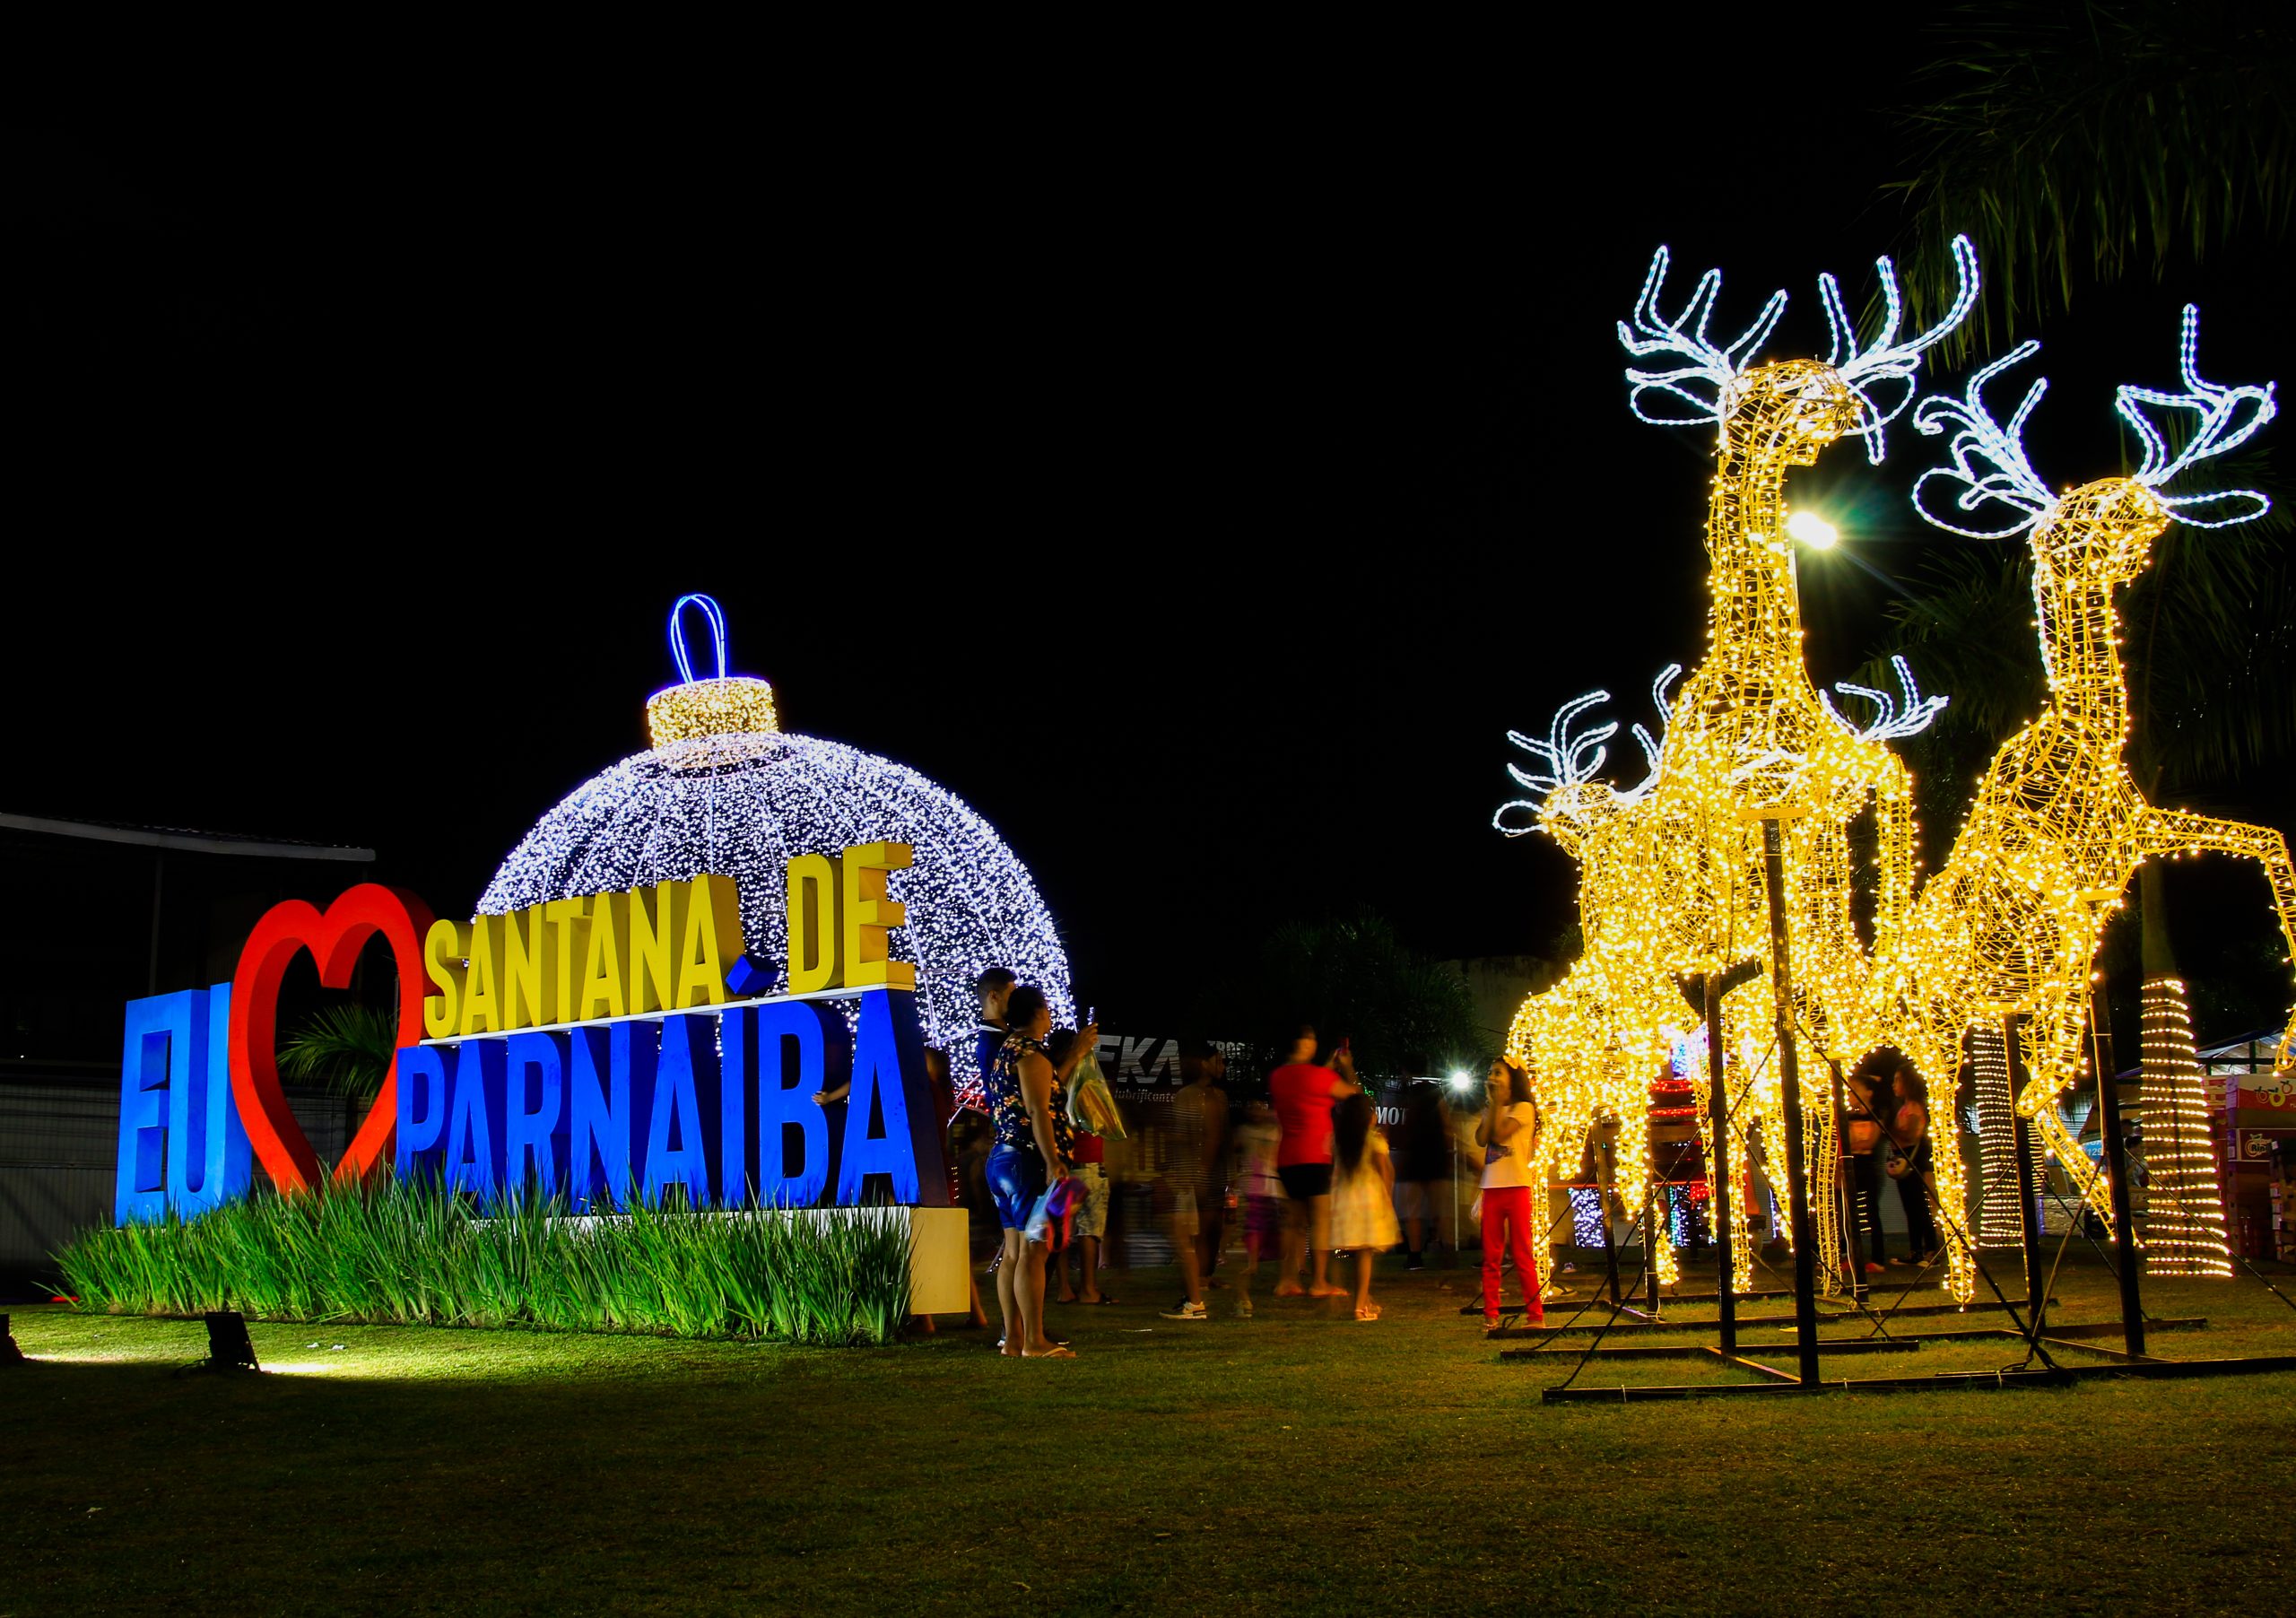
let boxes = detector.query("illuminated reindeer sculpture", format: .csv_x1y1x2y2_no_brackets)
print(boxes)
1881,310,2296,1256
1500,675,1675,1291
1500,240,1973,1292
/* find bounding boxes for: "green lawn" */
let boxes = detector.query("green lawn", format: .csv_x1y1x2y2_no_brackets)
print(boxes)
7,1252,2296,1615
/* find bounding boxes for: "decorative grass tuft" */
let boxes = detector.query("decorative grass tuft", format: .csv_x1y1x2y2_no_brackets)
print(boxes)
55,1179,914,1346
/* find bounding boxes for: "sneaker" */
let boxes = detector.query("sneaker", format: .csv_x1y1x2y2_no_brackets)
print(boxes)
1522,1311,1546,1329
1405,1254,1425,1272
1161,1300,1210,1321
1237,1296,1254,1318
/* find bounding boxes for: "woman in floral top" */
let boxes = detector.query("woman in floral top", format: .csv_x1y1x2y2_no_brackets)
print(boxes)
984,986,1075,1358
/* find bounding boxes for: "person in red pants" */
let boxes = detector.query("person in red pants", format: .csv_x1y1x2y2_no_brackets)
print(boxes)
1476,1058,1544,1327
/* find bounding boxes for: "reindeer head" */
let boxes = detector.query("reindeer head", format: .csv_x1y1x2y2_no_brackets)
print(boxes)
1496,669,1679,851
1496,690,1619,852
1911,306,2275,587
2033,480,2170,587
1620,236,1978,467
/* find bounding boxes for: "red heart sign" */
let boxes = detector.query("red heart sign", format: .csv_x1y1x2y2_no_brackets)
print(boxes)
228,884,436,1192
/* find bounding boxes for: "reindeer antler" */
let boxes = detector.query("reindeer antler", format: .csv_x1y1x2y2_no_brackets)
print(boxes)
1623,664,1683,804
2119,305,2278,528
1495,691,1619,835
1618,248,1787,426
1822,656,1950,744
1821,233,1980,465
1909,340,2057,539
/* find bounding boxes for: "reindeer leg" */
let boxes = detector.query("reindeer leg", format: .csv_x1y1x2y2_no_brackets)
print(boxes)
2138,807,2296,1069
1869,752,1921,958
2013,1001,2120,1234
1928,1086,1979,1302
1607,1101,1678,1290
1805,1096,1845,1295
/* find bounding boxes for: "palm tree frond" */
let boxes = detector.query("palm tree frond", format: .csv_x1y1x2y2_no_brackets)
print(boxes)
1883,2,2296,358
276,1003,401,1103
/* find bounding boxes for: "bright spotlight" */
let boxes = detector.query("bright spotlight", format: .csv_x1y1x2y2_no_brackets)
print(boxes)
1448,1070,1474,1092
1787,510,1839,551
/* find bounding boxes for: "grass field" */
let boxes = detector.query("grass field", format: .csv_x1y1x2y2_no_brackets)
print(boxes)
9,1249,2296,1615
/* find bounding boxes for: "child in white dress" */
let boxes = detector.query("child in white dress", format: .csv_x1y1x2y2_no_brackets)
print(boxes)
1328,1092,1401,1320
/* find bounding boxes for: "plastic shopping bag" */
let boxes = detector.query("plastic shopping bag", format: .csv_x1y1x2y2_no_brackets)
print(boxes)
1066,1048,1126,1140
1025,1175,1080,1247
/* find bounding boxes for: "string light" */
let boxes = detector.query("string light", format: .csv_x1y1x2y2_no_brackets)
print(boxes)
2138,978,2233,1275
481,599,1074,1055
1505,239,1978,1298
1881,309,2295,1266
1820,657,1949,746
645,678,781,746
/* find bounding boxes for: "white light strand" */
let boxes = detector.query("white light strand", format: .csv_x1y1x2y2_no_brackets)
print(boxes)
1913,308,2277,540
2138,977,2233,1277
1970,1025,2043,1248
2119,304,2277,526
1822,234,1980,463
1495,690,1616,835
1909,340,2056,538
1618,248,1787,426
1820,655,1950,744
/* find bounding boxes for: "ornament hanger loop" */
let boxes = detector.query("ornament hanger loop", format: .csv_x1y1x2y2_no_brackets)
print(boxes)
669,594,729,685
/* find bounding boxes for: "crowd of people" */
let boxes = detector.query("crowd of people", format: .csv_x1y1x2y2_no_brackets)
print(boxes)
945,970,1548,1357
926,969,1961,1356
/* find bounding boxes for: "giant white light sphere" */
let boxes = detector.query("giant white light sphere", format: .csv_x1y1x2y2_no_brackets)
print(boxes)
475,601,1074,1054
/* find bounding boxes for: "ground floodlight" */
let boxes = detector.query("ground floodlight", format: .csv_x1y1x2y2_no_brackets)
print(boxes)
204,1310,259,1372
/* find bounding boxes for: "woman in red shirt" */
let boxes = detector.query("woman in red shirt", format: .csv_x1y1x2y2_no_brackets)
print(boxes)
1268,1024,1356,1299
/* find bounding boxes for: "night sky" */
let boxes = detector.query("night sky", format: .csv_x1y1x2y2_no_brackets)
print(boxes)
14,39,2295,1030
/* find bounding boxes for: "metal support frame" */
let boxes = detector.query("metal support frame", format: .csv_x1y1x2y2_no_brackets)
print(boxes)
1536,1353,2296,1403
1494,1293,2038,1339
2085,992,2146,1358
1758,817,1822,1388
1677,957,1760,1353
2004,1013,2052,1314
1598,1136,1624,1307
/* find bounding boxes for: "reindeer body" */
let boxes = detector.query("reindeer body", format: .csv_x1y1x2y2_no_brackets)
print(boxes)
1502,241,1975,1297
1516,361,1934,1292
1872,316,2296,1266
1885,478,2296,1227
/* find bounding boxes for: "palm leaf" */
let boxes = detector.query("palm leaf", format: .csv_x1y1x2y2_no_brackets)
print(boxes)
1883,2,2296,358
276,1004,401,1103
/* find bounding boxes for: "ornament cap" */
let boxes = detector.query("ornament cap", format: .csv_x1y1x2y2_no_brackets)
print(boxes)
646,594,780,746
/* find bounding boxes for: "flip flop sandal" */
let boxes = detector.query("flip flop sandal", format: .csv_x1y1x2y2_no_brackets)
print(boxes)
1026,1345,1077,1359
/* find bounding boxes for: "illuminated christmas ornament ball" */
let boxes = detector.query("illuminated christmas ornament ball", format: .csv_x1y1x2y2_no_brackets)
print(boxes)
477,596,1075,1051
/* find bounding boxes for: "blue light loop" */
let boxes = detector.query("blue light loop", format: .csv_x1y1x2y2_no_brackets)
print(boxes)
669,594,729,685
